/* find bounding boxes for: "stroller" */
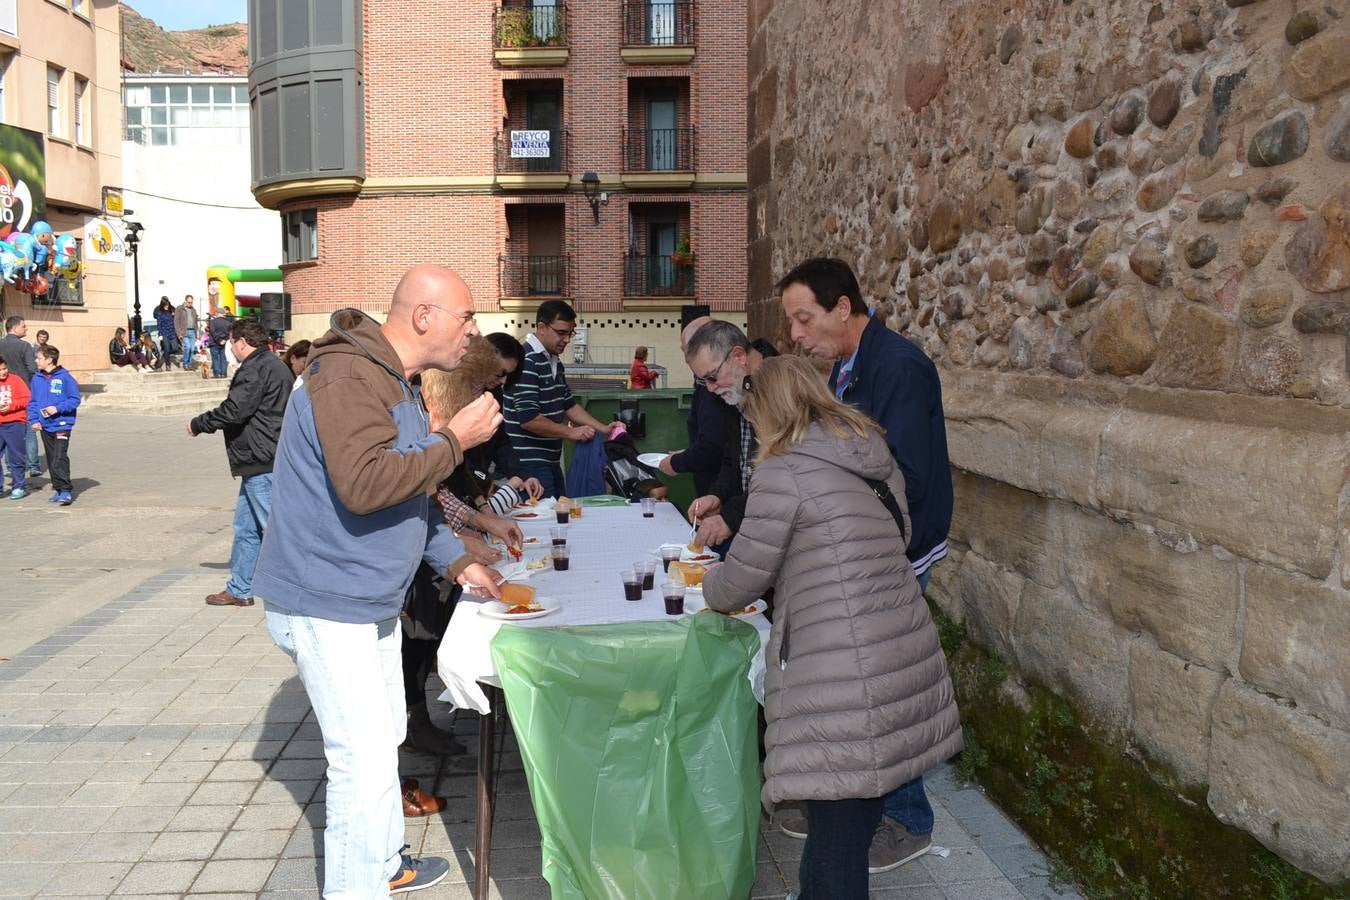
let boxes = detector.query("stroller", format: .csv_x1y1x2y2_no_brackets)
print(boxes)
602,425,666,501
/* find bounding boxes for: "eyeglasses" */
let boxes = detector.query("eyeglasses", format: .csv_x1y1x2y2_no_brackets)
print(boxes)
694,349,733,387
541,323,576,340
425,303,476,324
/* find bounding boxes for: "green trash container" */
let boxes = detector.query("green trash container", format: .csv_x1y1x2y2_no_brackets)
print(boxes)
568,388,699,513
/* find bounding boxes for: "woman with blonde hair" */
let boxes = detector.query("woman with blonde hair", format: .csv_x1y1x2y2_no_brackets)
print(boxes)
702,355,962,899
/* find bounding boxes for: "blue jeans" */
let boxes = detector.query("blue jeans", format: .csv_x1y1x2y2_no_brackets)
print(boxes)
0,422,26,491
520,461,566,499
181,329,197,367
882,566,935,834
24,425,39,474
210,343,228,377
224,473,273,599
265,610,407,897
799,795,885,900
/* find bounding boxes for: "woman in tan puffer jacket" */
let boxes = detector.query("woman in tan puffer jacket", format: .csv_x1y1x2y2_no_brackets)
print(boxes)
702,356,962,900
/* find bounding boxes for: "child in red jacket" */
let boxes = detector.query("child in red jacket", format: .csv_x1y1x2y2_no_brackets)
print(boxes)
0,357,32,499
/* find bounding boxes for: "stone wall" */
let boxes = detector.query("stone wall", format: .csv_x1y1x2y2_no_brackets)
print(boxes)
747,0,1350,883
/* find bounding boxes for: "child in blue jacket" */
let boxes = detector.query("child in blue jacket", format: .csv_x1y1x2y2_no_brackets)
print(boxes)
28,345,80,505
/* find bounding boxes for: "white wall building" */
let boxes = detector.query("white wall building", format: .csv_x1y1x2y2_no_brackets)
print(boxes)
121,72,279,316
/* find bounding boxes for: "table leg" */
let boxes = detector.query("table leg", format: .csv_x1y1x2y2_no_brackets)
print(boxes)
474,686,498,900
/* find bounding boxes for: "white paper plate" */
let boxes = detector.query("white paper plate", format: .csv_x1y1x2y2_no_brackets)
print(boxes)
478,595,560,621
683,596,766,617
652,544,722,563
637,452,671,468
509,508,552,522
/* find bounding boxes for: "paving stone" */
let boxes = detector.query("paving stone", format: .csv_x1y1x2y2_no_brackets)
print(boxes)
145,761,215,783
870,888,947,900
125,782,194,806
98,805,180,833
142,830,224,862
207,760,270,782
114,860,204,895
191,858,277,893
233,803,303,831
1015,874,1088,899
261,857,322,892
963,811,1031,849
6,832,91,862
940,880,1026,899
214,829,291,859
62,782,133,806
8,781,80,805
37,861,132,895
938,789,999,821
280,828,323,859
70,830,157,863
0,860,54,894
224,740,287,761
750,860,788,899
190,781,258,806
27,805,117,833
921,845,1008,884
986,842,1051,881
167,805,242,832
266,759,325,781
870,856,941,888
249,779,318,806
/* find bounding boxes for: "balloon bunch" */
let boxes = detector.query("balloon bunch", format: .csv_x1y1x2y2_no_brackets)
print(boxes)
0,220,81,295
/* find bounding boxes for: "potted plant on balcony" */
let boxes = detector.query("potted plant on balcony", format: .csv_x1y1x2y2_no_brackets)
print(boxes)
497,7,541,47
671,235,694,269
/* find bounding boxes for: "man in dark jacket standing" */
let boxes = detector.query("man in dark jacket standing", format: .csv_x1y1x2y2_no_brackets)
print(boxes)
659,316,727,495
207,307,233,378
190,319,294,607
778,256,954,874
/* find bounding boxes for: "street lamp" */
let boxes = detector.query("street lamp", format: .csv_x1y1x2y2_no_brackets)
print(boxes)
124,220,144,339
581,171,607,225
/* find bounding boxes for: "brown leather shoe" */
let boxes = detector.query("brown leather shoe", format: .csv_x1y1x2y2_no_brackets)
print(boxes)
401,778,447,817
205,591,254,607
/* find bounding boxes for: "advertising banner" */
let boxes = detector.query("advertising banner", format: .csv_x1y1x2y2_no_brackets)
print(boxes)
0,124,46,241
83,216,126,261
510,130,551,158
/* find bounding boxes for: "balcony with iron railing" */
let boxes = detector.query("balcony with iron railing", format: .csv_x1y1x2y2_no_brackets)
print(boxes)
624,254,695,299
493,3,570,66
622,127,695,188
494,128,571,190
500,254,570,305
621,1,695,64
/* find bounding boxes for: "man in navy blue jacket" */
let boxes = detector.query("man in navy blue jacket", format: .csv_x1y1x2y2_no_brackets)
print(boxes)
778,256,954,874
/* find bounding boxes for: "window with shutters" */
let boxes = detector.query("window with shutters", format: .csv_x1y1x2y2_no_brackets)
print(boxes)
282,209,318,262
47,67,62,138
74,77,89,145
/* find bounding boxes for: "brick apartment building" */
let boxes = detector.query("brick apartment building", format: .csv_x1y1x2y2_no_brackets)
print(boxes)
246,1,746,383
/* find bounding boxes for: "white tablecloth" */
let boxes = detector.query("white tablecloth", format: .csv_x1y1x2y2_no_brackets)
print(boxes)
437,501,769,714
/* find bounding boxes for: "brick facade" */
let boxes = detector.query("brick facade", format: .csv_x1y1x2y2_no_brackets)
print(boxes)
272,1,747,341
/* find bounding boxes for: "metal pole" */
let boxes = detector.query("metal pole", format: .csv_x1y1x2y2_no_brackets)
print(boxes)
130,248,142,341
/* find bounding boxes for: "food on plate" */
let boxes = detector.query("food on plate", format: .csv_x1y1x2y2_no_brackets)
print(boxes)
687,553,718,563
515,511,540,519
670,561,707,586
687,539,705,554
525,557,549,571
506,544,522,561
500,584,541,613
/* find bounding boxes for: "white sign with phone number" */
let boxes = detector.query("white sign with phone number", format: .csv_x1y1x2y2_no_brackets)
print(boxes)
509,130,551,158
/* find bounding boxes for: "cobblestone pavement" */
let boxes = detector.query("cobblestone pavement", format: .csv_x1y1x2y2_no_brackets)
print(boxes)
0,413,1084,899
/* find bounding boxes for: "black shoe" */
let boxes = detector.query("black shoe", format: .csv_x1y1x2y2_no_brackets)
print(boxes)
388,848,450,894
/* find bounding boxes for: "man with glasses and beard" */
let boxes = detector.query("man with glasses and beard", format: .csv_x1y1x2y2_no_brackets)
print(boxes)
501,299,616,498
682,320,773,551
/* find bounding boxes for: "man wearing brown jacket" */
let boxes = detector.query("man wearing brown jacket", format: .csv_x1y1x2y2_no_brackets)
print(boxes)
252,265,503,896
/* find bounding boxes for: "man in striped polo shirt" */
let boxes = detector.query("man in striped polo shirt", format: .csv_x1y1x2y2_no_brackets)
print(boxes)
502,300,615,498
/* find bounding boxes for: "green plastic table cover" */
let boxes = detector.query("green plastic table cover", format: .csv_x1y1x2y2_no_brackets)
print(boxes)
490,613,762,899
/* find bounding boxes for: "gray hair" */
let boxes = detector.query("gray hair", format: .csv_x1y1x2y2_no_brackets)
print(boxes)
684,319,750,364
